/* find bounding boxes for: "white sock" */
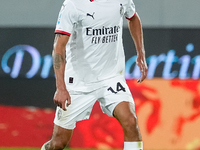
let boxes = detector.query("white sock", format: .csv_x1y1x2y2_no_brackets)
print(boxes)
41,143,46,150
124,141,143,150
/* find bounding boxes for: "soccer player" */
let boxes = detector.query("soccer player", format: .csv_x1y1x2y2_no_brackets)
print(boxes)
41,0,147,149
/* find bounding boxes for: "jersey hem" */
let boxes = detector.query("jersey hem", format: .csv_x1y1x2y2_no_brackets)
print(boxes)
65,74,125,92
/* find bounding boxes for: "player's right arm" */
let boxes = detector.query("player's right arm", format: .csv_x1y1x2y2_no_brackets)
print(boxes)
52,33,70,111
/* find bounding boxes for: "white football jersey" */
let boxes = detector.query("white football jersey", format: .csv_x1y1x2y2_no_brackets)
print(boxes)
55,0,136,91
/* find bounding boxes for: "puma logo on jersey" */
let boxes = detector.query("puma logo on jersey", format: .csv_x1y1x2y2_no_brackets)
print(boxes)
87,12,95,19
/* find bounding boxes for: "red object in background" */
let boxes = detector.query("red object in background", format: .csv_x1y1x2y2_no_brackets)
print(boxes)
0,103,123,149
171,80,200,136
0,105,54,147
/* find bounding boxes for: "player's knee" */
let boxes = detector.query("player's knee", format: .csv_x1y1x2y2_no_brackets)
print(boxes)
122,115,137,132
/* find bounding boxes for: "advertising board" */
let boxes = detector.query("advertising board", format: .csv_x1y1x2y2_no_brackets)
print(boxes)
0,28,199,149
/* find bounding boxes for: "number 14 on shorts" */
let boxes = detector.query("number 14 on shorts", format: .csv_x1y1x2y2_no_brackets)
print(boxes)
107,82,126,94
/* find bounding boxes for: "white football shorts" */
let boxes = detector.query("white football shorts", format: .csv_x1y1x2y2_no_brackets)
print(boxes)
54,76,136,129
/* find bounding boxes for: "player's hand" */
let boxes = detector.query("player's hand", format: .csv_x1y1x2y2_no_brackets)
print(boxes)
53,89,71,111
136,55,148,83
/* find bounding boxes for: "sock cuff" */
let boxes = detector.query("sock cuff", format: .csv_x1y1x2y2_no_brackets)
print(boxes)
124,141,143,150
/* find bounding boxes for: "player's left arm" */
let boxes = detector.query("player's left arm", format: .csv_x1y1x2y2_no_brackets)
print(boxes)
127,13,148,83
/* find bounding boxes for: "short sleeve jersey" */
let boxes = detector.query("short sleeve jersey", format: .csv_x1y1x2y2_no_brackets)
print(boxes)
55,0,136,92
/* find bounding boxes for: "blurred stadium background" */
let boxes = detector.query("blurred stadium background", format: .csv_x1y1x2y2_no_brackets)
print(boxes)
0,0,200,149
